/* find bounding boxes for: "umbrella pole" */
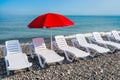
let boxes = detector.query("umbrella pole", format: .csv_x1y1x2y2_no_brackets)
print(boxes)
50,29,52,50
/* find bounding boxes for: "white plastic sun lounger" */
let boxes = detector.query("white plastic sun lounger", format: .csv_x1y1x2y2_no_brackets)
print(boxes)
111,30,120,42
92,32,120,52
4,40,32,75
32,38,64,68
55,35,90,62
74,34,111,54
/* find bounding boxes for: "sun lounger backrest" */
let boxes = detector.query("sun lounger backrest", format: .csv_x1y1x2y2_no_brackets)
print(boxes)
5,40,22,55
111,30,120,40
76,34,88,45
32,38,46,53
55,35,68,48
93,32,103,42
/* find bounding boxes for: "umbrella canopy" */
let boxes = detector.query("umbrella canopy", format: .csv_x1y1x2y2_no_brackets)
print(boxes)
28,13,74,49
28,13,74,28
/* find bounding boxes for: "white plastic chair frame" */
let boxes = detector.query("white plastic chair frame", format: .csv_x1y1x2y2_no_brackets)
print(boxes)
55,35,90,62
4,40,32,75
31,38,64,68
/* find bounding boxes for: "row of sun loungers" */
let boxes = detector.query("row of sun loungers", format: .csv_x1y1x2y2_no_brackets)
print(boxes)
3,30,120,75
73,34,110,54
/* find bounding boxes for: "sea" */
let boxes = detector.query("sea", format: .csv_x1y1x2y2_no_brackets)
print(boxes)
0,14,120,44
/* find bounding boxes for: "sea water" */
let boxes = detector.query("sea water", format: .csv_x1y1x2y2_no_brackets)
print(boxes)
0,14,120,44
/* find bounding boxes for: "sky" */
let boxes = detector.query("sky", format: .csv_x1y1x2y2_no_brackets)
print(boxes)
0,0,120,15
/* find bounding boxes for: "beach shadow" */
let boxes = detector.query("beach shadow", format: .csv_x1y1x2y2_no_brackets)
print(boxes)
29,55,42,71
0,57,8,78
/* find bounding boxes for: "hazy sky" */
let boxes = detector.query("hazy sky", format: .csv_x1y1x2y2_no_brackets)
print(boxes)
0,0,120,15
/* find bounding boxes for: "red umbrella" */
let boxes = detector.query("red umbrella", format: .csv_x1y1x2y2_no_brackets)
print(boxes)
28,13,74,49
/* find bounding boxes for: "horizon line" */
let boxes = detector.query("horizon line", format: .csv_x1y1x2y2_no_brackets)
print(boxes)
0,13,120,16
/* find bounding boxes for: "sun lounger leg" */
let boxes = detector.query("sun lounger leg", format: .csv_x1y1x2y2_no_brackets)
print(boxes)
85,47,96,57
52,41,58,50
6,65,9,76
64,51,75,62
58,60,63,64
4,50,9,76
29,45,34,59
27,67,32,71
103,44,108,49
85,47,90,53
88,37,95,44
37,55,45,68
111,48,116,53
106,34,112,41
4,58,9,75
71,39,76,47
6,69,9,76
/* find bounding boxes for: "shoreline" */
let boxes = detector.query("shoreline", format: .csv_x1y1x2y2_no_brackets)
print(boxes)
1,30,120,45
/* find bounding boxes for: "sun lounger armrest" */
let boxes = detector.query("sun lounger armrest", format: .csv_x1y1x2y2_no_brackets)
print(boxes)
3,47,7,57
29,43,34,58
5,57,9,67
52,41,58,50
71,39,77,47
88,36,95,43
106,33,114,41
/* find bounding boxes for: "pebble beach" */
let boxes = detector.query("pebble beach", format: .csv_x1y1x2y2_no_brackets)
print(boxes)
0,42,120,80
1,0,120,80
